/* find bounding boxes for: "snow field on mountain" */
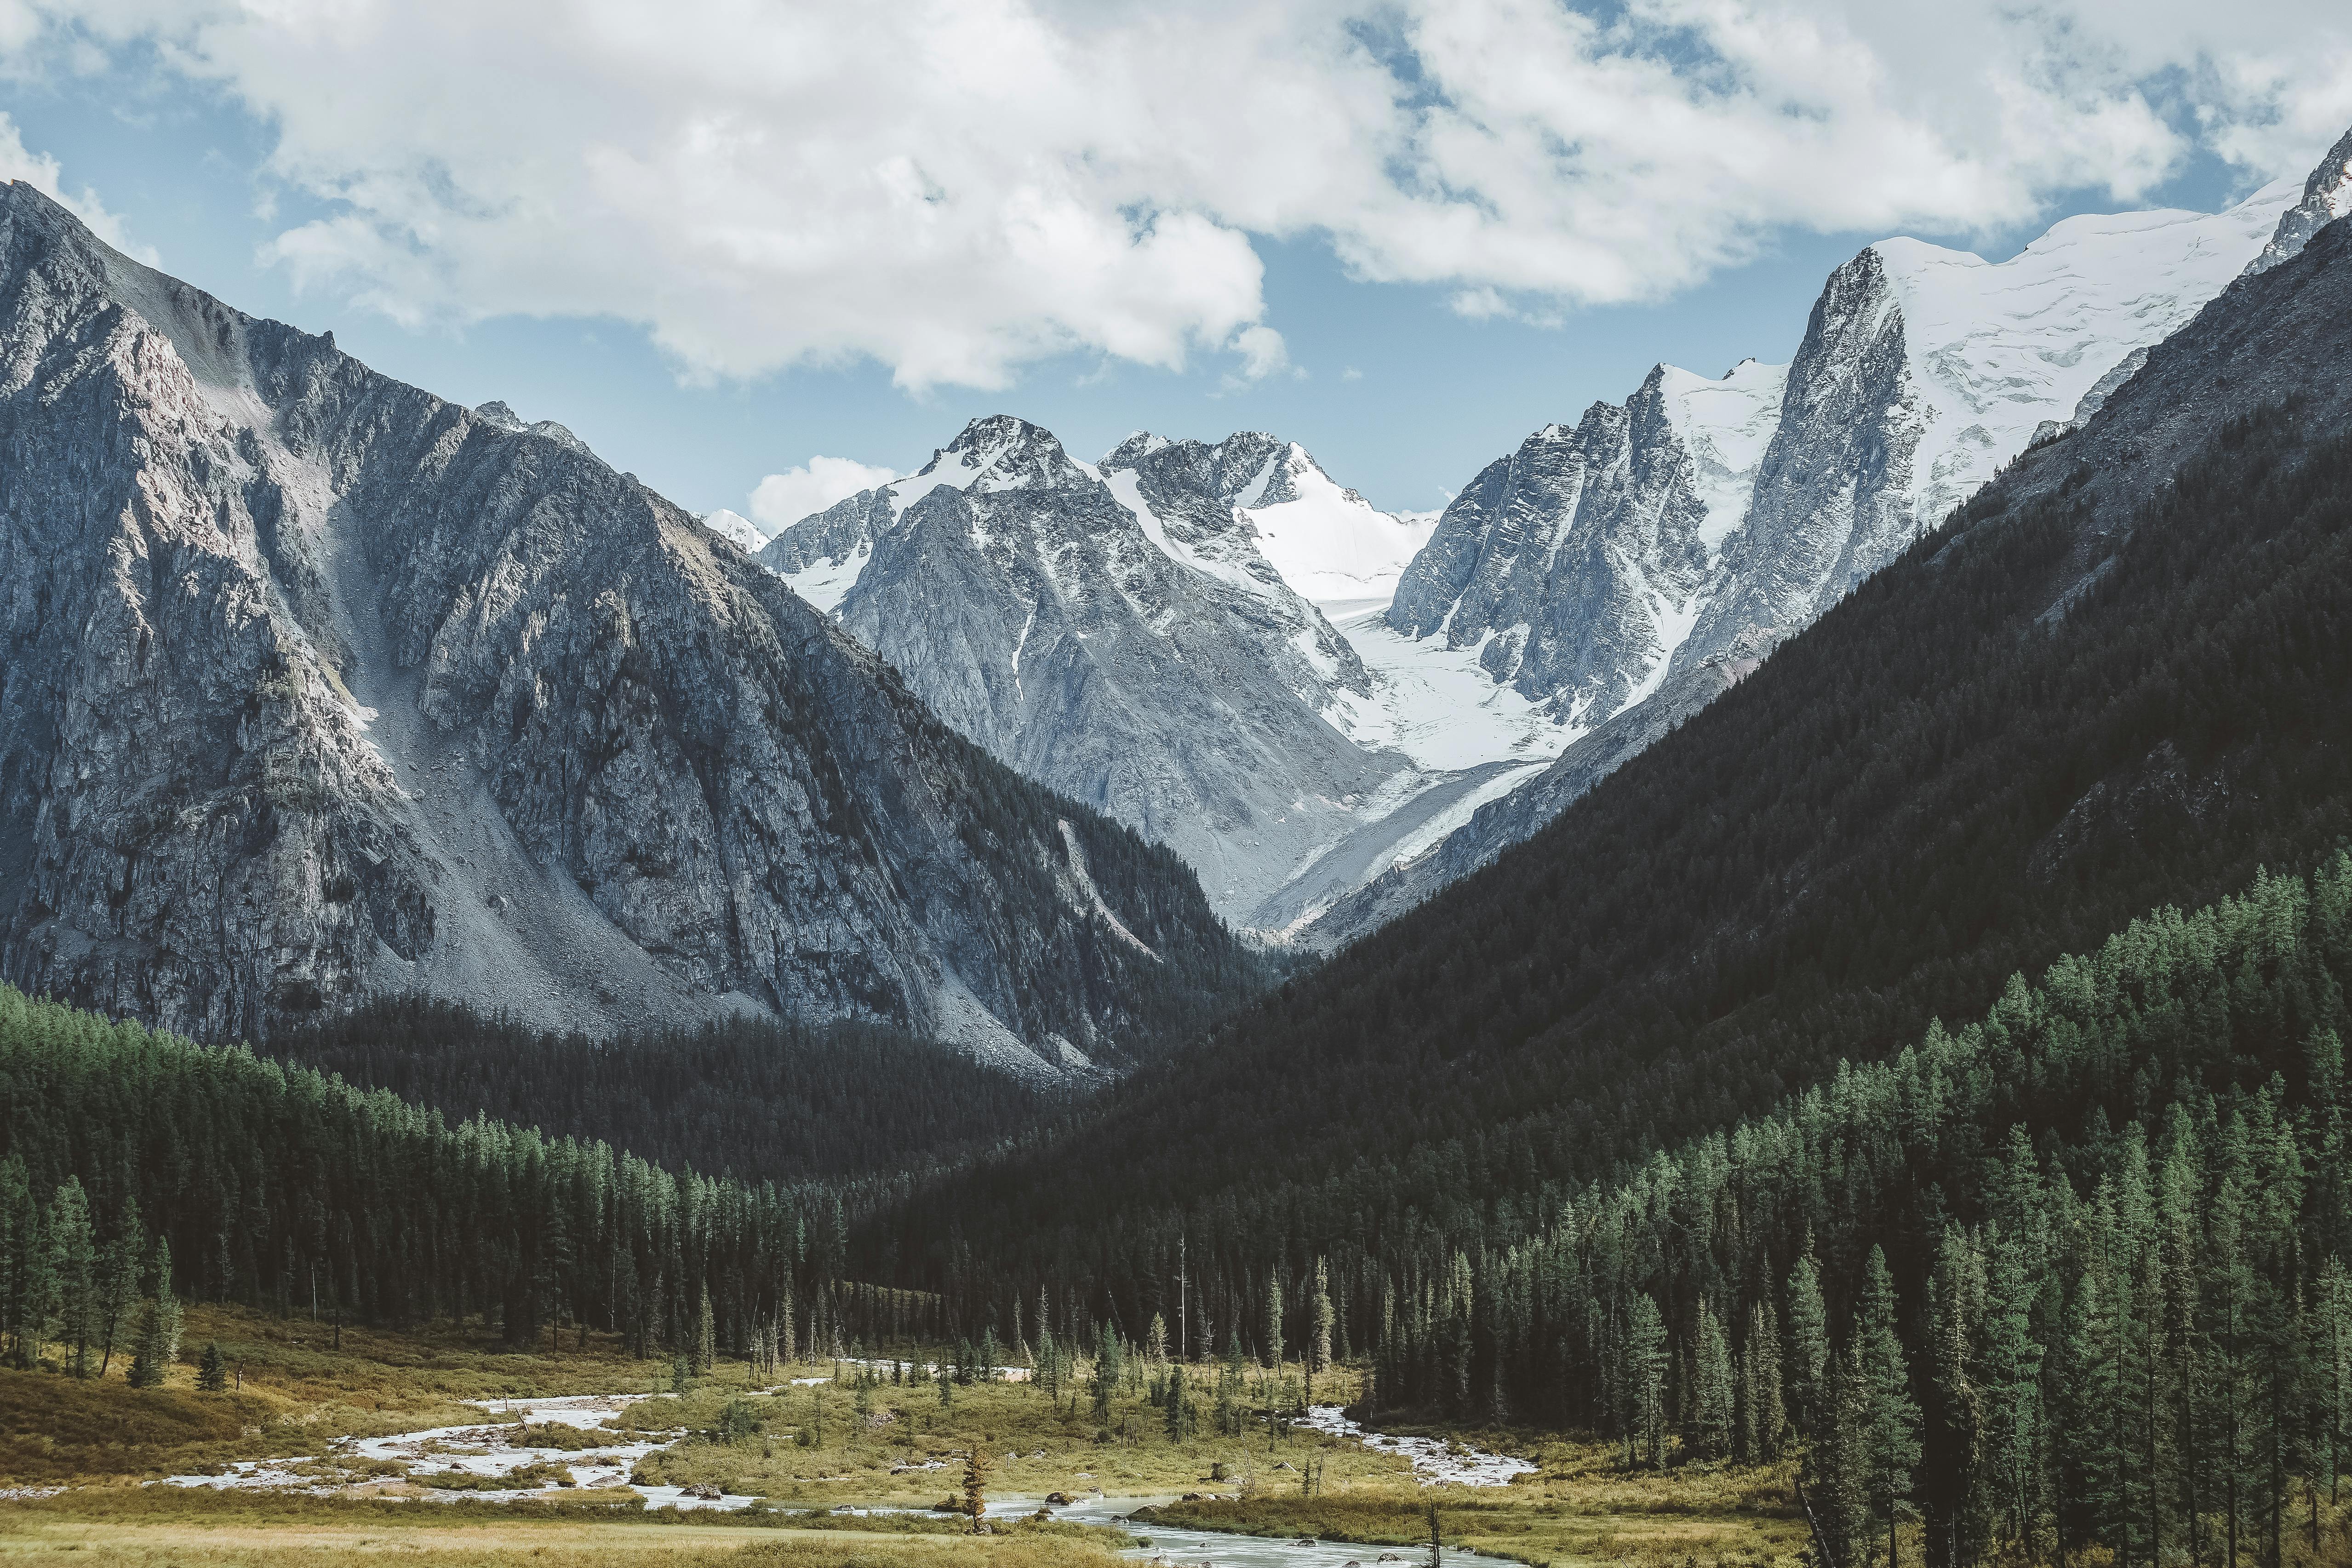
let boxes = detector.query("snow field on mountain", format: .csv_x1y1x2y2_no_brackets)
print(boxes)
1242,451,1438,608
1654,359,1787,550
1323,607,1576,773
1876,177,2299,526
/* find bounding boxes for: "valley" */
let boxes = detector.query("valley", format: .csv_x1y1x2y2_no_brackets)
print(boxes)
4,32,2352,1568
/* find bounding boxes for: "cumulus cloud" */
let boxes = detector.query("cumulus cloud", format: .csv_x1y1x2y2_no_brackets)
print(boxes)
1230,325,1294,381
4,1,2347,391
0,110,151,259
749,456,901,532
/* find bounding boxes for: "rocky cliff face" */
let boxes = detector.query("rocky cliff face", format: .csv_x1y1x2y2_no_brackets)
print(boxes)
2248,124,2352,275
1385,362,1776,725
1677,175,2299,673
1300,139,2339,948
0,181,1252,1070
762,418,1401,920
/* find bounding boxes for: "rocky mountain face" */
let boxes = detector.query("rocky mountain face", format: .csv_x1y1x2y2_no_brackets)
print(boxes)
2247,124,2352,275
1299,139,2341,948
1677,176,2297,670
0,180,1254,1072
761,419,1405,920
1386,359,1784,725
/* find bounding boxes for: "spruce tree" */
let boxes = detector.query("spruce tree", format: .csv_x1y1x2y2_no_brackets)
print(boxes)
1265,1276,1283,1371
1690,1299,1733,1459
694,1292,716,1376
1625,1293,1668,1469
1860,1246,1922,1568
1788,1244,1830,1438
195,1340,227,1392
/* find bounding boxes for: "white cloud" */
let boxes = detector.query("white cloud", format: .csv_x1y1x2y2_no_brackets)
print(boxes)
1230,324,1293,382
4,1,2348,391
0,110,151,260
748,456,901,532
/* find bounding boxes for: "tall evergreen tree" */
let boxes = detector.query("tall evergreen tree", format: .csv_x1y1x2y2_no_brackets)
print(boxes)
1625,1293,1668,1469
1860,1247,1923,1568
1789,1243,1830,1438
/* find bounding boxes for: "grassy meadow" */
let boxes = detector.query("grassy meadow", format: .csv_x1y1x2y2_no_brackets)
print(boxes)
0,1302,1814,1568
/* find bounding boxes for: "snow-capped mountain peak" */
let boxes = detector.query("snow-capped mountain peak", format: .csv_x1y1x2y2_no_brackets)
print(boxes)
2249,124,2352,275
1652,358,1789,552
700,507,767,553
1866,178,2300,526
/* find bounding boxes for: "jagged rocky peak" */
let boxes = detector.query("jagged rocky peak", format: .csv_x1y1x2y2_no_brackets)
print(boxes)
2248,122,2352,274
1671,168,2307,676
1384,365,1726,726
1101,431,1436,610
0,180,1248,1070
471,398,593,455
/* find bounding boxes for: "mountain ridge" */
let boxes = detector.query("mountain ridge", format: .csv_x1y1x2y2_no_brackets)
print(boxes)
0,178,1256,1070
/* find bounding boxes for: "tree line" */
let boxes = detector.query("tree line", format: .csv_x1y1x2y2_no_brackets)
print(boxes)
0,986,951,1371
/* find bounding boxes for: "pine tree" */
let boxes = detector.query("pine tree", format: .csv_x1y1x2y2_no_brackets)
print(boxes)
1147,1312,1168,1366
1980,1224,2043,1553
1860,1247,1922,1568
195,1340,227,1392
1810,1341,1874,1568
1311,1257,1334,1376
961,1443,989,1533
1740,1300,1785,1463
127,1236,181,1388
694,1291,715,1376
1690,1299,1733,1459
1265,1275,1283,1371
93,1201,142,1378
1625,1293,1668,1469
45,1179,95,1378
1165,1362,1194,1441
1788,1243,1830,1438
0,1155,49,1370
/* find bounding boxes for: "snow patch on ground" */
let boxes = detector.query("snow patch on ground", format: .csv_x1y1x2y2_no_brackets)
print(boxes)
780,541,870,612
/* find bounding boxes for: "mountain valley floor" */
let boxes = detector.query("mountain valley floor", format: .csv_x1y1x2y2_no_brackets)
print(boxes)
0,1303,1844,1568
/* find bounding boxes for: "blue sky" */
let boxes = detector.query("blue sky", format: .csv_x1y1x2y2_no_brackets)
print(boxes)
0,3,2339,519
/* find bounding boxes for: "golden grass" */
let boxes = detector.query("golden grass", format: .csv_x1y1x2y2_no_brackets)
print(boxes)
1,1307,1822,1568
0,1302,658,1484
1134,1435,1807,1568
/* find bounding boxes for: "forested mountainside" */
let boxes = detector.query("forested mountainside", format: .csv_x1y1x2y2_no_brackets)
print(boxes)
862,214,2352,1320
269,998,1053,1184
0,180,1259,1067
1363,860,2352,1568
0,984,927,1361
